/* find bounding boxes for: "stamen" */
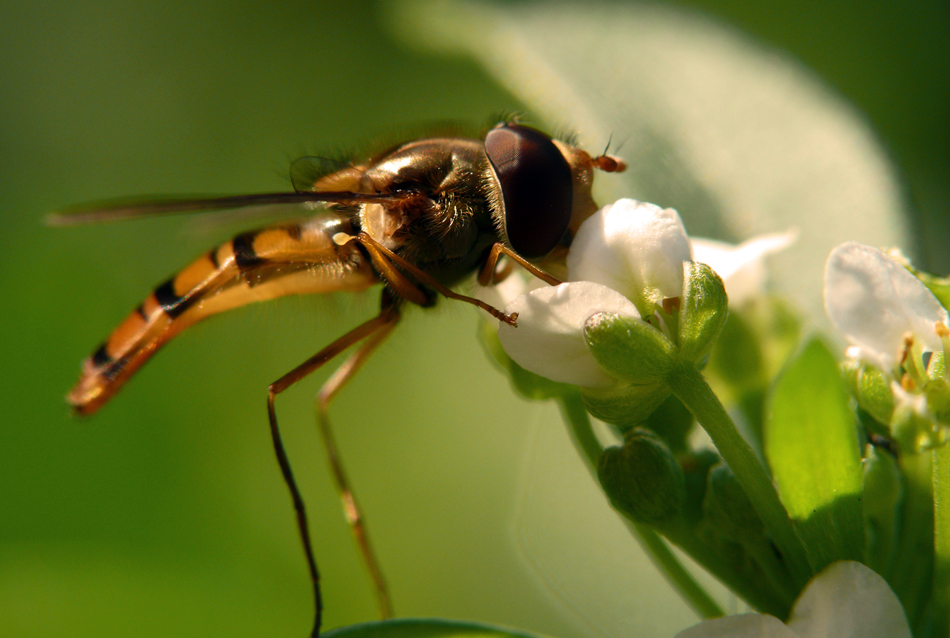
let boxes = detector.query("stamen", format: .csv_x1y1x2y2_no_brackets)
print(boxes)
898,332,915,367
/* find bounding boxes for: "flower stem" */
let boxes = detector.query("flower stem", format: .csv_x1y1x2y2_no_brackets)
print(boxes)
557,394,725,619
666,361,812,589
629,521,726,619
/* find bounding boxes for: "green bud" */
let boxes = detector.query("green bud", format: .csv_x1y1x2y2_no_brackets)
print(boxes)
703,462,764,545
584,312,675,384
841,359,894,426
678,262,729,362
597,428,685,525
581,382,671,431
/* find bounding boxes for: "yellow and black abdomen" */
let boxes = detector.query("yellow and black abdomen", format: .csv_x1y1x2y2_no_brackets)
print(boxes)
68,214,378,415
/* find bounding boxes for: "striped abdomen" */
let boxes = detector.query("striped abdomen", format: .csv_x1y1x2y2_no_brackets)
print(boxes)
68,214,377,415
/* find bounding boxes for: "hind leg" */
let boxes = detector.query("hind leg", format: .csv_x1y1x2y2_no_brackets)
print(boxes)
265,299,400,637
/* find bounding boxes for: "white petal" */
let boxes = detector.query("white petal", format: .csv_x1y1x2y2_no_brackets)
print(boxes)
676,613,796,638
568,199,693,301
787,561,911,638
498,281,640,388
824,242,948,370
692,231,797,305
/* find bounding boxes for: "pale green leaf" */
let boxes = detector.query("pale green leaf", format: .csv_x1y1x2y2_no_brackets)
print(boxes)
766,338,864,571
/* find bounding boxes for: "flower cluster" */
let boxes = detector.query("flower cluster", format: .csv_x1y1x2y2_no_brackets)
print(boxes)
483,199,949,638
493,199,799,440
824,242,950,452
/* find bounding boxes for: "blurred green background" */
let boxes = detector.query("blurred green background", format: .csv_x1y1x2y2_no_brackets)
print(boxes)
0,1,946,637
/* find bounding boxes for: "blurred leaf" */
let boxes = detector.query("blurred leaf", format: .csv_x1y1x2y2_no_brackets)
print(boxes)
324,618,549,638
765,338,864,572
906,266,950,313
391,0,912,324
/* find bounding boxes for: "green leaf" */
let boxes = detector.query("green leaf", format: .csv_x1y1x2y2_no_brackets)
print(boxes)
765,338,865,571
905,266,950,314
323,619,549,638
934,444,950,637
862,446,901,574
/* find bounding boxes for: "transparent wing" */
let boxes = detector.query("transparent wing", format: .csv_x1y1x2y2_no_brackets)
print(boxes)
47,191,404,226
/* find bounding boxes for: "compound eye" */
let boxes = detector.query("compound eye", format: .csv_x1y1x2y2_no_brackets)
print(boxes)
485,124,573,259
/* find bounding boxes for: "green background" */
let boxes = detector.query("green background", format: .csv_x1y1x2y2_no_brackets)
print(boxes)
1,1,946,637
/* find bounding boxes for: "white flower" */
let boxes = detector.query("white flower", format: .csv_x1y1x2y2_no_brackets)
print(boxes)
500,281,641,388
692,232,797,306
676,561,911,638
823,242,948,373
497,199,791,387
567,199,692,310
498,199,690,387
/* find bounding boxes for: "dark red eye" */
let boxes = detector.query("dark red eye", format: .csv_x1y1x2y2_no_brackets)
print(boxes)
485,124,573,259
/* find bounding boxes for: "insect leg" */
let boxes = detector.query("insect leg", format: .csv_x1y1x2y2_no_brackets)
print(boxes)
351,232,519,325
266,301,399,637
477,242,562,287
313,305,399,620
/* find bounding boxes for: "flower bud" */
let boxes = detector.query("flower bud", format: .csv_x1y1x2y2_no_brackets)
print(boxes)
677,261,729,362
597,428,685,525
841,359,894,426
581,382,671,431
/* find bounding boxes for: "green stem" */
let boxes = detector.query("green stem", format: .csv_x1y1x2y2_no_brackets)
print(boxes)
557,394,725,619
558,394,603,473
666,361,812,588
933,444,950,637
629,521,726,619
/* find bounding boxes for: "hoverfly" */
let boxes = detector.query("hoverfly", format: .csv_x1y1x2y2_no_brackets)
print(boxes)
52,120,625,637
